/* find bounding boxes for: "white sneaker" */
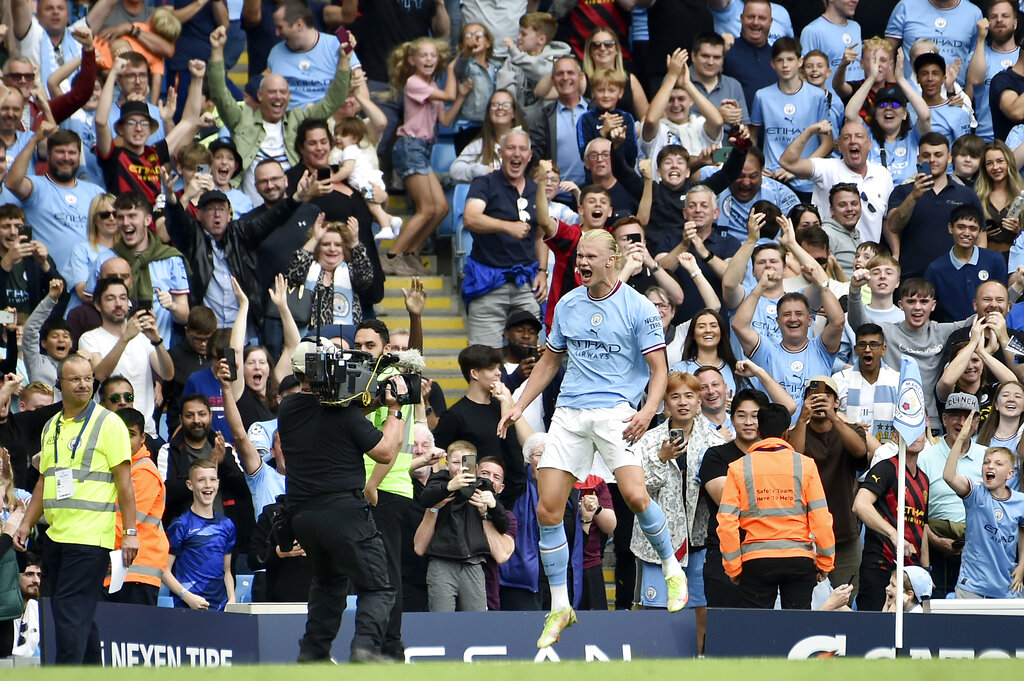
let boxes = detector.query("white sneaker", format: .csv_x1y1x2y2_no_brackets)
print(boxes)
375,227,396,241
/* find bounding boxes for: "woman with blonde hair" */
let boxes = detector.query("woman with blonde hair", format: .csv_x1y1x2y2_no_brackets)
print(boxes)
64,193,118,308
976,140,1024,259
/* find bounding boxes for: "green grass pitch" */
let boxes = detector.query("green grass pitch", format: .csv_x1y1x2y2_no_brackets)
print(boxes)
21,659,1022,680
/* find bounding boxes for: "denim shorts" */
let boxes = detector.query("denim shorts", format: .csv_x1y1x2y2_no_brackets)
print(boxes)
393,136,433,179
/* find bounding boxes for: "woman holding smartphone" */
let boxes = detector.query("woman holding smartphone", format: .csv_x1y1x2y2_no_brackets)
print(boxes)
632,373,725,642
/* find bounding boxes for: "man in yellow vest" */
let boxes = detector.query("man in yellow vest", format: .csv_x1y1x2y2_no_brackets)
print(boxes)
14,354,139,665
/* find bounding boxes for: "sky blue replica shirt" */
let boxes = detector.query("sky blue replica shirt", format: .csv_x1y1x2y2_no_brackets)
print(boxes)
886,0,981,87
267,32,360,110
800,15,865,81
716,177,800,242
711,0,792,45
973,44,1019,141
547,281,665,409
21,174,104,270
958,479,1024,598
750,334,838,424
751,82,828,194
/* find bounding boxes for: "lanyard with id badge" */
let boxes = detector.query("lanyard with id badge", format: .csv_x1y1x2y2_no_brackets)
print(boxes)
53,402,95,500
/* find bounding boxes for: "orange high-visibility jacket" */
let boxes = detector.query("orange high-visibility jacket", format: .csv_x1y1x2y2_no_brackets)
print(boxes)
109,447,169,588
716,438,836,578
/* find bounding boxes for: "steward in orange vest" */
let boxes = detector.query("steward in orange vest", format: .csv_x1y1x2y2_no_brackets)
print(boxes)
716,403,835,609
106,409,169,605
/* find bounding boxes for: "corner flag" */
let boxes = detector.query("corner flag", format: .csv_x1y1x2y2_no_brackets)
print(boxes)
893,356,926,445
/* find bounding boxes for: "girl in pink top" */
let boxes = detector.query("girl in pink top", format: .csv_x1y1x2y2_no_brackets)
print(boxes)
385,38,471,276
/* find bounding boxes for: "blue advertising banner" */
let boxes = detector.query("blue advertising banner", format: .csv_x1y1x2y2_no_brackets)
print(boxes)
41,602,698,665
705,609,1024,659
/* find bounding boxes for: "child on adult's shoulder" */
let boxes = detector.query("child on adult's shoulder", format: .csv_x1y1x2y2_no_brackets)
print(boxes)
331,116,403,241
496,12,572,97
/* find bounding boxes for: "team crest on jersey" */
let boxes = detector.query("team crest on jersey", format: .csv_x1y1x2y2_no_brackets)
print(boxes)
766,304,777,315
1003,59,1015,69
791,360,803,372
995,508,1005,521
895,147,907,157
590,313,603,327
934,17,947,30
299,60,311,71
842,33,852,45
783,103,796,116
65,194,77,204
979,270,989,281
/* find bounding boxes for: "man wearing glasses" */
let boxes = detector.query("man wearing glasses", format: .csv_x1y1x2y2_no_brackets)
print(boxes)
95,56,203,204
779,119,893,244
13,353,139,665
832,323,901,447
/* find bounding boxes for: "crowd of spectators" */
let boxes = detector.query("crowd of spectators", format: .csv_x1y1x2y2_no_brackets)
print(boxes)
3,0,1024,662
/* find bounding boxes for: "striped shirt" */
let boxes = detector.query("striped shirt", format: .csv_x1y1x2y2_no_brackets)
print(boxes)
833,365,901,445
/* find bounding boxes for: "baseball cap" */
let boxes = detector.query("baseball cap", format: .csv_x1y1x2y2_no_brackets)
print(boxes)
805,375,839,397
505,309,542,332
291,336,338,375
913,52,946,74
278,375,300,393
944,392,979,413
247,419,278,463
115,100,158,130
874,85,907,107
197,190,230,209
208,138,243,177
903,565,933,602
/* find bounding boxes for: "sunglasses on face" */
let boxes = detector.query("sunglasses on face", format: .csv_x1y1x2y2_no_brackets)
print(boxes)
876,101,902,109
591,40,616,50
107,392,134,404
96,211,114,220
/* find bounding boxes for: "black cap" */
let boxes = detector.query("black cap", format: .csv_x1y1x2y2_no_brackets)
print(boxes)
208,138,243,177
278,375,300,393
505,309,542,332
913,52,946,74
874,85,906,107
197,190,230,209
115,101,158,130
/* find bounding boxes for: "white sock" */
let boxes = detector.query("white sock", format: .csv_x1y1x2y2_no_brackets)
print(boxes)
661,556,683,578
550,583,570,611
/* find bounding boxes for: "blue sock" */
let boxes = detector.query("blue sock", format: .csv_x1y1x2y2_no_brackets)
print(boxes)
636,501,674,561
539,523,569,587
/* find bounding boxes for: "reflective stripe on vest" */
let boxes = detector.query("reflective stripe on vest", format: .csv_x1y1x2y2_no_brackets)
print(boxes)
126,564,164,579
44,498,117,512
740,450,808,518
740,539,813,556
137,511,163,528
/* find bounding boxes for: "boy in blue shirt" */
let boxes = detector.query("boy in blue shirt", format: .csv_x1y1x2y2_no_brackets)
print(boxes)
162,459,237,611
751,37,832,198
924,204,1007,323
943,411,1024,598
913,52,972,144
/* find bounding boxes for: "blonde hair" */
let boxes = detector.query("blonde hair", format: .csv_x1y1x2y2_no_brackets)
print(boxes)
520,12,557,42
582,28,626,84
589,67,627,90
863,36,894,60
87,193,117,250
866,254,900,272
388,37,451,95
149,7,181,43
578,229,622,267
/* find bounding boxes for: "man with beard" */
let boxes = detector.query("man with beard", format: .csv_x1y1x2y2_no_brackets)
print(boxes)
5,124,103,270
78,276,173,437
108,191,189,344
780,120,893,244
162,168,316,330
247,160,321,358
10,555,41,657
68,256,132,346
716,146,799,243
500,309,562,434
833,323,902,446
967,0,1019,141
96,57,204,204
157,393,249,530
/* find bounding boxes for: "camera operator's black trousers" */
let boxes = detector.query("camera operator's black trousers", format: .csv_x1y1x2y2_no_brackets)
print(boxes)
371,490,411,658
291,491,395,661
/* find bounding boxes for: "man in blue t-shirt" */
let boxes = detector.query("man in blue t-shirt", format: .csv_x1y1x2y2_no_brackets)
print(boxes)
733,245,844,421
499,229,688,648
885,0,982,87
799,0,864,81
968,0,1019,141
267,1,360,110
163,459,237,611
5,126,104,269
751,37,832,196
913,52,971,143
715,146,799,242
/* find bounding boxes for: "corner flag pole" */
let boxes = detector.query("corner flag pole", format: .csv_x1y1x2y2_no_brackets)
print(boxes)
892,357,925,655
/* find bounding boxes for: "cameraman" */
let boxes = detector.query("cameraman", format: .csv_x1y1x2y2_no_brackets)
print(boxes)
278,338,407,664
415,443,516,611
